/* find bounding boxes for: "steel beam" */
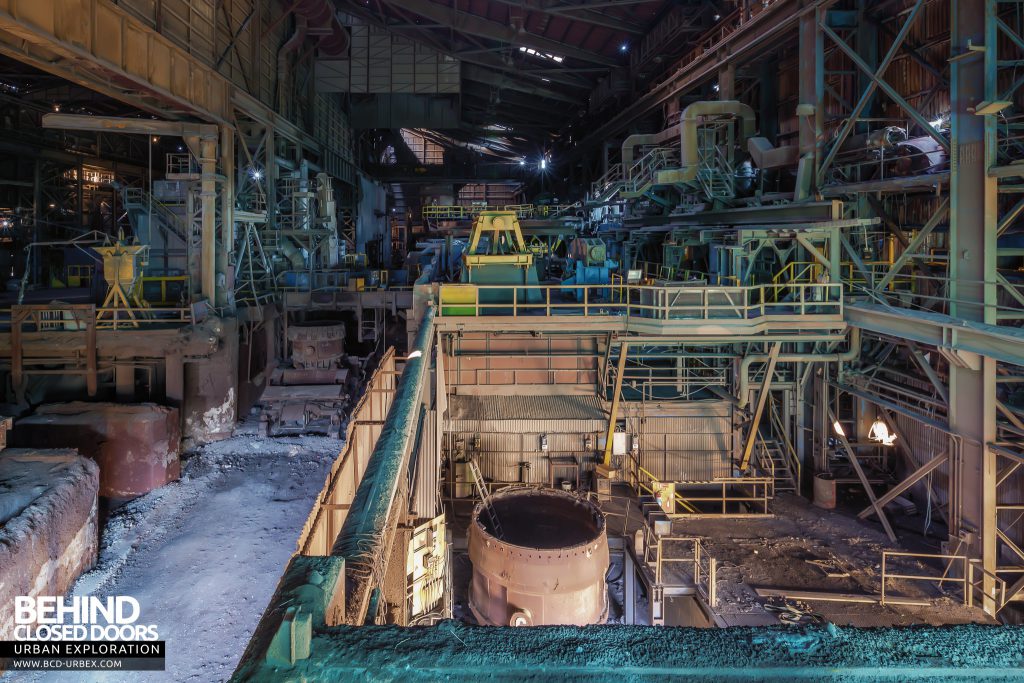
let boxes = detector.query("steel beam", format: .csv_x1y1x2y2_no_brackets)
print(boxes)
376,0,619,66
817,0,927,184
857,451,948,520
462,64,585,104
828,406,898,542
874,198,949,292
489,0,645,33
820,22,948,153
845,302,1024,368
739,342,781,472
907,342,950,404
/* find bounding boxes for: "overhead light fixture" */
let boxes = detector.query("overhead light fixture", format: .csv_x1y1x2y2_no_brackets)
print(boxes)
712,83,720,93
540,158,547,170
620,43,629,52
869,418,898,446
833,420,845,437
518,160,525,166
250,168,263,181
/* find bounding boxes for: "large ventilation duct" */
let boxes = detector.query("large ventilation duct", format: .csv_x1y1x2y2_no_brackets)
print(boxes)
292,0,349,56
679,100,756,178
620,125,680,171
620,101,757,185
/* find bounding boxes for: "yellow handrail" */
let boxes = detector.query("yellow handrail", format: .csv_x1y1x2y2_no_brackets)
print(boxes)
437,282,843,319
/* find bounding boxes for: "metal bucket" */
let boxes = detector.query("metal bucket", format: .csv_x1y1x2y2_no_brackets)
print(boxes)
813,473,837,509
468,488,608,626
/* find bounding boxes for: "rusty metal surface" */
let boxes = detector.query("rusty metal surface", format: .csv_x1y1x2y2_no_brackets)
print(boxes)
13,402,181,498
288,321,346,369
468,488,609,626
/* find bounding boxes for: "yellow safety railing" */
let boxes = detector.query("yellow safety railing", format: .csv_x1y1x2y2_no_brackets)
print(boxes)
644,531,717,607
881,551,1009,611
437,282,843,320
626,451,773,516
627,455,699,514
771,260,911,298
421,203,577,220
772,261,821,286
65,264,94,288
141,275,189,306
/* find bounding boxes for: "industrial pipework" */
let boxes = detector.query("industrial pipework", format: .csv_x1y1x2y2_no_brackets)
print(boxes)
736,328,862,408
331,306,436,624
678,100,756,181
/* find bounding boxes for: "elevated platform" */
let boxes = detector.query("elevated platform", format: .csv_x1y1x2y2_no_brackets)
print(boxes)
435,282,847,338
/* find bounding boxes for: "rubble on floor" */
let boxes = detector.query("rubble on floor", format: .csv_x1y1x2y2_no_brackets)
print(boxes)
13,424,341,683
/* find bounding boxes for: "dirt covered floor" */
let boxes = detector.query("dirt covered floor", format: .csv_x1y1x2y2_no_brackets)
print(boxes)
671,493,994,627
4,422,341,683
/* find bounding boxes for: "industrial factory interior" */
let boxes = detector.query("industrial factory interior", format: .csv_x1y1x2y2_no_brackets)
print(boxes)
1,0,1024,679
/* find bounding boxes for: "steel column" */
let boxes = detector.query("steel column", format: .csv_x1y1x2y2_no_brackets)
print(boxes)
948,0,999,615
797,9,824,199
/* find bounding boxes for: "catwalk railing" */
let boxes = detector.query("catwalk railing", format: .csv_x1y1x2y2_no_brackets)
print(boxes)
437,282,842,320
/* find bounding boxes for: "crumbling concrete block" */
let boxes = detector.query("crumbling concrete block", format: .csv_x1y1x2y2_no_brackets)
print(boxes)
0,449,99,639
13,402,181,498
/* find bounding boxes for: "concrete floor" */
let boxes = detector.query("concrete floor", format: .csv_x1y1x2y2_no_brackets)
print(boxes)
4,425,341,683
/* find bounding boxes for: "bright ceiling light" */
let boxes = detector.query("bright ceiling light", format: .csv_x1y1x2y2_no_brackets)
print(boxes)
869,418,898,446
250,168,263,181
620,43,629,52
540,158,547,170
832,421,845,437
519,46,563,62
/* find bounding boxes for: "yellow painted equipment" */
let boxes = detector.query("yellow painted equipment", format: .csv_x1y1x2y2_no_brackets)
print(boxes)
94,240,149,328
460,211,540,304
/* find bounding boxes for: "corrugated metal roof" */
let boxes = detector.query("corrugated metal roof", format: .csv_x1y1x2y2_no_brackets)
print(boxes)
449,395,606,421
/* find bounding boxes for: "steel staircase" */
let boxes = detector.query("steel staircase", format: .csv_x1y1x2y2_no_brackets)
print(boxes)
590,163,625,203
695,133,735,202
621,147,678,199
760,438,798,492
121,186,192,244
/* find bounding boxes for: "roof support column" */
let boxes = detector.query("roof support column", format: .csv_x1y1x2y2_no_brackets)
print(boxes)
948,0,998,615
219,124,235,310
797,7,823,199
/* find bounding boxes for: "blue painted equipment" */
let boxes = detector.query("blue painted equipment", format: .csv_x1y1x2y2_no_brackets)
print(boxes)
561,237,618,299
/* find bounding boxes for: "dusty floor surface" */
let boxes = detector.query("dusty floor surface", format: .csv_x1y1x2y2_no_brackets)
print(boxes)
3,422,341,683
671,493,993,627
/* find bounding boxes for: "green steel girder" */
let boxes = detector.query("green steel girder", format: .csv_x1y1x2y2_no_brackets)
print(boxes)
846,303,1024,368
